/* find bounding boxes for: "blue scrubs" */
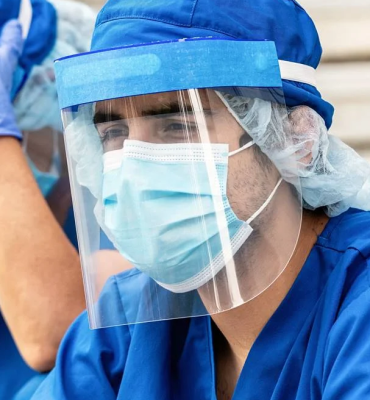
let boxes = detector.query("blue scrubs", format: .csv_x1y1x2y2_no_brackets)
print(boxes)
0,315,37,399
0,207,77,400
32,209,370,399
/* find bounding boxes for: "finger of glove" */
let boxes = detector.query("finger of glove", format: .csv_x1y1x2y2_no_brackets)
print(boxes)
0,20,24,70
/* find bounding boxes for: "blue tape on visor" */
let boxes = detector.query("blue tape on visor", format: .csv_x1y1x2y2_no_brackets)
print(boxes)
55,38,282,109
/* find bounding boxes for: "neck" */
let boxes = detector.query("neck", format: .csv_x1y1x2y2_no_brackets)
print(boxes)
211,209,329,372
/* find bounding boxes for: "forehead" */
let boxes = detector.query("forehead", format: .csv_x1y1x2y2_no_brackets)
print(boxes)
95,89,226,118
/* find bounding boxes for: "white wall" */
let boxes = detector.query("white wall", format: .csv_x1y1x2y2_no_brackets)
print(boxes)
299,0,370,160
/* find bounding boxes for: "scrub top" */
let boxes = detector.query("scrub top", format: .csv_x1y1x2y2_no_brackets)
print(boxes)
0,208,77,400
0,315,37,399
32,208,370,400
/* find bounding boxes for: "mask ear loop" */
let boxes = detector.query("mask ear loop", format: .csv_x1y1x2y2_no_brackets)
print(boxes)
229,140,255,157
247,178,283,225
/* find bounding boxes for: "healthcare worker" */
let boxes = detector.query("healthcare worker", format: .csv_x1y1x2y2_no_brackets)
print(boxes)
32,0,370,399
0,0,96,398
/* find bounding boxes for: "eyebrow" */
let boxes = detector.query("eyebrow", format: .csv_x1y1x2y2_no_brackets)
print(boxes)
93,102,196,125
141,102,194,117
93,111,125,125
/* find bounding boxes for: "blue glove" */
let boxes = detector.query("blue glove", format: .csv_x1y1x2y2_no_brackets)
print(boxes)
0,20,23,140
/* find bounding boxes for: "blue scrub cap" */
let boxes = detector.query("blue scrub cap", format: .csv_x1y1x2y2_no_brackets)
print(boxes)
91,0,334,128
0,0,57,91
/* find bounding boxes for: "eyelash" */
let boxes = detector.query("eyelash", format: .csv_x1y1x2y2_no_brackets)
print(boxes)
98,115,206,144
165,122,188,131
100,127,128,143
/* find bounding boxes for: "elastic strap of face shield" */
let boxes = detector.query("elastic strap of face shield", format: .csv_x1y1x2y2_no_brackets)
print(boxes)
278,60,317,88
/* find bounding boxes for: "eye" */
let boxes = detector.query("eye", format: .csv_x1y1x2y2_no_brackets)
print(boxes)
100,124,129,144
164,122,188,132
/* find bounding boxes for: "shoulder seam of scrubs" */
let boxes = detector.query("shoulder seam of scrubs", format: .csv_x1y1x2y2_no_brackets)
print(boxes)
315,244,345,253
116,269,142,282
279,60,317,87
347,247,370,268
316,240,370,259
337,248,370,317
330,285,370,333
323,287,370,365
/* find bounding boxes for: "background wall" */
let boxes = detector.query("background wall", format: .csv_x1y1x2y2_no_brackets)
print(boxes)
300,0,370,160
78,0,370,160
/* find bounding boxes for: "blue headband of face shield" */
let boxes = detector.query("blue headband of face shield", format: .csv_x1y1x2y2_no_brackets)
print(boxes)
55,38,283,109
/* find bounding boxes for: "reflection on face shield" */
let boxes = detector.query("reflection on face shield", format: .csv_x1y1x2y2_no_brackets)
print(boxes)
102,138,283,293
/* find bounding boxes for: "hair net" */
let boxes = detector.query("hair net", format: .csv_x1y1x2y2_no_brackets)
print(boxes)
219,93,370,217
13,0,96,132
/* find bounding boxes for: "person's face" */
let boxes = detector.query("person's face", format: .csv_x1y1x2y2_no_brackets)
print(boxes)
94,89,280,222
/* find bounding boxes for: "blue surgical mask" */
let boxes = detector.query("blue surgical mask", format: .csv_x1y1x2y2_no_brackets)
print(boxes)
102,140,282,293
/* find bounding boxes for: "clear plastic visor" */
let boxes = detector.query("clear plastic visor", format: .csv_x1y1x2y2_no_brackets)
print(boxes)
62,87,302,328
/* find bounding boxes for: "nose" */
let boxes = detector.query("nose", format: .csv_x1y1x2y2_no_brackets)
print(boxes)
127,119,160,144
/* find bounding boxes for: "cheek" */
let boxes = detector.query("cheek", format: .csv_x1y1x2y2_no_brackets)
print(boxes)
210,114,243,150
226,152,262,220
225,148,280,222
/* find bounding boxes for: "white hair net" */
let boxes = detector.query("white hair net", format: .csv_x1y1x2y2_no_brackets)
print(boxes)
14,0,97,132
219,93,370,217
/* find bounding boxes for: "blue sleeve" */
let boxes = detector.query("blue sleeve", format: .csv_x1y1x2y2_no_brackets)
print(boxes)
31,311,130,400
322,279,370,399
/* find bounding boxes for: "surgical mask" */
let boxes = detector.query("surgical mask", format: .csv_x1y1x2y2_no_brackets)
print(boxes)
23,131,61,198
101,139,282,293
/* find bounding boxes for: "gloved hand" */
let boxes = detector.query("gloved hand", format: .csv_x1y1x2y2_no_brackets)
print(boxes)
0,20,23,140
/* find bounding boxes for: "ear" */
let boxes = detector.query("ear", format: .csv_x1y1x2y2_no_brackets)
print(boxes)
288,106,326,169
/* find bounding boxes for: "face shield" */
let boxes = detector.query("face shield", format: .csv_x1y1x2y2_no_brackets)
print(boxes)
55,38,302,328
